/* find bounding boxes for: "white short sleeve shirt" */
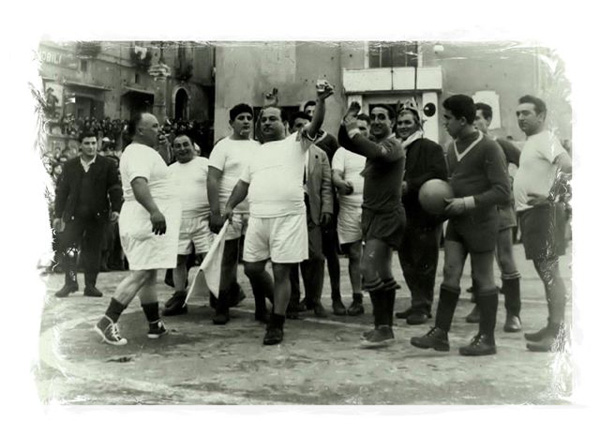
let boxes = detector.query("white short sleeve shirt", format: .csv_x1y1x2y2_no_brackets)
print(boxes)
168,156,210,219
120,142,175,202
208,137,260,213
513,130,567,212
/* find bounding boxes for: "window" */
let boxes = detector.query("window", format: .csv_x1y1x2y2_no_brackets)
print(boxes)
80,60,88,72
368,42,418,68
134,73,140,84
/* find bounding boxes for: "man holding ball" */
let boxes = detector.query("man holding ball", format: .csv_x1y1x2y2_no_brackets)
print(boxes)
410,95,510,356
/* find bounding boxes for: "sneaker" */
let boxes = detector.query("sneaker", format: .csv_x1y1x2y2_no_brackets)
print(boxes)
94,316,127,346
361,326,394,349
406,311,429,325
148,320,168,339
503,314,522,333
410,327,450,352
465,304,480,323
83,286,103,297
55,283,78,298
313,302,328,318
347,300,365,316
332,299,347,316
459,333,496,356
263,326,284,345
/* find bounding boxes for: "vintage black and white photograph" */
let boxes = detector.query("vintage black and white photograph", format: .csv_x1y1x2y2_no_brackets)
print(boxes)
27,37,578,408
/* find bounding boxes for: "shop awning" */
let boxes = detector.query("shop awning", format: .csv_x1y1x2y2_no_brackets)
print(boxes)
122,86,155,96
62,80,112,91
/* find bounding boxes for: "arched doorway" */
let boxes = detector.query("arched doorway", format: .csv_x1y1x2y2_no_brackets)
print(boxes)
174,88,189,120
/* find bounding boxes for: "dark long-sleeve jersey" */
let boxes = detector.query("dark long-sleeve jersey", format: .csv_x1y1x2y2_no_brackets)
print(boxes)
447,132,511,222
338,124,405,213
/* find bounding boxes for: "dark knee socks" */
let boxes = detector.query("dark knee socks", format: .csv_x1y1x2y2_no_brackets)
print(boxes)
502,275,521,317
478,290,498,339
142,302,160,324
366,277,397,327
105,298,126,323
435,285,460,332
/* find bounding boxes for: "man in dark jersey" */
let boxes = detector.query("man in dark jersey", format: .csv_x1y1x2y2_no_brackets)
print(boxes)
410,95,510,356
393,103,448,325
464,102,523,333
338,102,406,348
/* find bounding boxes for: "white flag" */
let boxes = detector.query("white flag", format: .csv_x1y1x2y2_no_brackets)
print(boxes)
185,222,229,304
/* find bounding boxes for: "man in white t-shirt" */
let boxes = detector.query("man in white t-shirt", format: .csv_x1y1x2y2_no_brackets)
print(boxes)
94,112,181,346
513,95,572,352
223,81,334,346
208,104,261,324
162,134,213,316
331,114,368,316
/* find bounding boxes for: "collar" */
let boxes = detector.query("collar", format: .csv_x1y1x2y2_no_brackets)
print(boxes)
80,154,97,167
401,130,424,149
453,131,483,162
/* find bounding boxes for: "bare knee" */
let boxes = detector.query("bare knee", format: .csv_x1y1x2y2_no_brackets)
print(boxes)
244,261,265,279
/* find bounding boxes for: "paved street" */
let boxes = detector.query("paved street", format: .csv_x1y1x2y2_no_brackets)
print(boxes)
35,243,572,405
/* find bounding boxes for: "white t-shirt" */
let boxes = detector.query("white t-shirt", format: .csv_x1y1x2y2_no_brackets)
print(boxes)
168,156,210,219
513,130,567,212
208,137,260,213
120,142,175,202
332,147,366,210
241,132,311,218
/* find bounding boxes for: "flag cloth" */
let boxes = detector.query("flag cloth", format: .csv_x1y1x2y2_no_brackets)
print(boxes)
185,222,229,304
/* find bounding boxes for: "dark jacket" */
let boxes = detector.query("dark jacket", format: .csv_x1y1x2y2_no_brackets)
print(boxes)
55,155,123,222
305,144,334,225
402,137,449,228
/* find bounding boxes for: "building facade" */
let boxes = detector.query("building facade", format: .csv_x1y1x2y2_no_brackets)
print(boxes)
213,41,572,146
39,41,215,152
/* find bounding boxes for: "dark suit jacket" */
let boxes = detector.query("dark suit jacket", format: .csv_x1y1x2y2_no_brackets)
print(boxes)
55,155,123,222
402,137,449,228
305,144,333,225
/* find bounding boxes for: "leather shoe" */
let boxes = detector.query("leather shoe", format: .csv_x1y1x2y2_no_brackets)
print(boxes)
212,310,230,325
504,314,522,333
299,298,314,311
263,326,284,345
459,333,497,356
347,300,365,316
332,299,347,316
313,302,328,318
465,304,480,323
83,286,103,297
395,307,414,319
406,311,429,325
410,327,450,351
55,283,78,298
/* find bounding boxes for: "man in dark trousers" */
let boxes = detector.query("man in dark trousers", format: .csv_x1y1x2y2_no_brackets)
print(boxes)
287,111,334,319
304,100,344,315
54,131,123,297
393,102,449,325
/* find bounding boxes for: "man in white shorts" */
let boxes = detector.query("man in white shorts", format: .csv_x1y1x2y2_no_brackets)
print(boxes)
223,82,334,345
162,133,213,316
208,104,262,324
331,113,368,316
94,112,182,346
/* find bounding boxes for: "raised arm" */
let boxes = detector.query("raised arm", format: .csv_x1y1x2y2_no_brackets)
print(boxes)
304,80,334,140
338,124,403,162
